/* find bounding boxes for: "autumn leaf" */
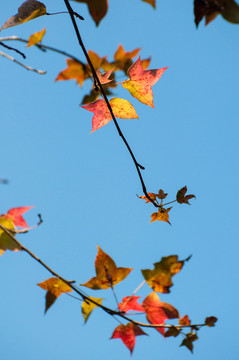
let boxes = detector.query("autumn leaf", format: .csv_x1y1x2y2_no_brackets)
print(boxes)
0,216,20,256
111,323,147,354
114,44,141,73
27,28,46,47
96,68,114,84
81,97,138,133
164,326,180,337
138,192,158,203
141,0,156,8
205,316,217,327
150,207,172,224
176,186,195,205
81,245,132,290
180,332,198,353
157,189,168,200
4,206,33,228
122,57,167,107
118,296,145,313
0,1,46,31
194,0,239,27
55,59,89,87
72,0,108,26
141,255,190,293
81,296,103,323
37,277,72,313
179,315,191,326
143,292,179,336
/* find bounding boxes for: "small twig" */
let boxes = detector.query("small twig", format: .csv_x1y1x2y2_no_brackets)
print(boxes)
111,286,119,310
46,11,84,20
0,41,26,59
0,36,84,63
0,51,46,74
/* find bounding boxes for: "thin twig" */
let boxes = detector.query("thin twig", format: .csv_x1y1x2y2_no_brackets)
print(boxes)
0,41,26,59
0,51,46,74
63,0,159,208
0,36,84,63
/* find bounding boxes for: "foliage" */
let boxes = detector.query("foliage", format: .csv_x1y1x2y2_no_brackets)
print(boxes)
0,0,221,356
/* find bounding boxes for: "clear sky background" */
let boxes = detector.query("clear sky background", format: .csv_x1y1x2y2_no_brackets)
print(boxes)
0,0,238,359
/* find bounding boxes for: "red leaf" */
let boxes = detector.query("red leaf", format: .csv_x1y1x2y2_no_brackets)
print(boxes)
122,57,167,107
143,292,179,336
5,206,34,228
118,296,145,313
111,323,147,354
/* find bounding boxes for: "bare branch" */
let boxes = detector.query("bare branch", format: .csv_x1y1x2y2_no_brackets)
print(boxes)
0,50,46,74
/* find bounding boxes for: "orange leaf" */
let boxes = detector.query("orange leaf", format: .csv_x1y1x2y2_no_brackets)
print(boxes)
179,314,191,326
143,292,179,336
72,0,108,26
96,68,114,84
118,296,145,313
122,57,167,107
141,255,190,293
111,323,147,354
5,206,33,228
142,0,156,8
81,97,138,133
138,192,157,203
55,58,88,87
27,28,46,47
1,0,46,31
114,44,140,73
81,245,133,290
150,207,172,224
176,186,195,205
37,277,72,313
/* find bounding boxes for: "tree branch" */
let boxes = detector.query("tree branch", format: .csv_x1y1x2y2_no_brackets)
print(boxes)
0,50,46,74
63,0,159,207
0,223,206,331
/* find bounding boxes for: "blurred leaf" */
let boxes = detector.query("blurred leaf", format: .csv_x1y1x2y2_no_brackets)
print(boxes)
1,0,46,31
37,277,72,313
111,323,147,354
0,216,19,256
205,316,218,327
27,28,46,47
72,0,108,26
118,296,145,313
81,296,103,323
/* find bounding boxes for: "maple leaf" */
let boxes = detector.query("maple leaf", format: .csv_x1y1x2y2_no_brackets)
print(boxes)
110,323,147,354
72,0,108,26
157,189,168,200
150,207,172,224
81,98,138,133
81,245,133,290
194,0,239,27
114,44,141,73
0,1,46,31
176,186,195,205
55,59,89,87
37,277,72,313
164,326,181,338
179,315,191,326
141,255,190,293
27,28,46,47
205,316,218,327
4,206,33,228
143,292,179,336
180,332,198,353
96,68,114,84
122,57,168,107
0,216,20,256
118,296,145,313
81,296,103,323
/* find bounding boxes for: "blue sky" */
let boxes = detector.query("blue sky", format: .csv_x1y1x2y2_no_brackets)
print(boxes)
0,0,239,359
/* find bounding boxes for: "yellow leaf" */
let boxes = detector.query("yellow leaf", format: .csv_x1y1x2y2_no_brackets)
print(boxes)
0,216,20,256
82,296,103,323
27,28,46,47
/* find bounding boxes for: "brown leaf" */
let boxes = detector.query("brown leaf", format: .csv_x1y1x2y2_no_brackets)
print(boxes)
205,316,218,327
72,0,108,26
176,186,195,205
1,1,46,31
